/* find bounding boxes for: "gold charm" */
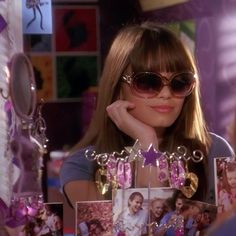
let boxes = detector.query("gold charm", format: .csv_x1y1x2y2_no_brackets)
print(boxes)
95,168,110,195
180,172,198,198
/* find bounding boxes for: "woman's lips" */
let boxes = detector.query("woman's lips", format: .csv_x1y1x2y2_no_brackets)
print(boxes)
150,105,174,113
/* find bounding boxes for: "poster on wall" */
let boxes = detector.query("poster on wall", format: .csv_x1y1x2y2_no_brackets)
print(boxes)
53,6,99,52
24,34,52,52
56,55,98,99
22,0,53,34
29,55,54,101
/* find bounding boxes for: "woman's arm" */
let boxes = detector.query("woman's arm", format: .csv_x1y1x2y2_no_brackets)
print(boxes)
64,180,104,208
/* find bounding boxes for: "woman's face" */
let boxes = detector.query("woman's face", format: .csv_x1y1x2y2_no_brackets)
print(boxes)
121,72,185,132
226,170,236,189
175,198,184,211
129,195,143,214
152,200,164,218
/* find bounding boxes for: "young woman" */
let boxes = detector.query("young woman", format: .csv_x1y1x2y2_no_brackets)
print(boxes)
113,191,148,236
60,22,234,207
149,197,167,235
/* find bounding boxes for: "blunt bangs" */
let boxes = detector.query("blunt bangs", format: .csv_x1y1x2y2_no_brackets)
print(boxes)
129,26,194,73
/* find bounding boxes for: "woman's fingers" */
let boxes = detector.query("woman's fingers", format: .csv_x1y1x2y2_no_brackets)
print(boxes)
106,100,158,149
106,100,136,130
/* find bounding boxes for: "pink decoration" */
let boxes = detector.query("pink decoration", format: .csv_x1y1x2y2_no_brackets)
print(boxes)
157,154,169,182
107,155,117,182
117,161,132,189
169,160,186,189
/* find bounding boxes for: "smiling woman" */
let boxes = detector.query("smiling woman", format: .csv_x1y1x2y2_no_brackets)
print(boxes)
60,22,234,212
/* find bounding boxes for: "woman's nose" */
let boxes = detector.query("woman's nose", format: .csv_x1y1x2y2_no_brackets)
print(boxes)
157,85,172,98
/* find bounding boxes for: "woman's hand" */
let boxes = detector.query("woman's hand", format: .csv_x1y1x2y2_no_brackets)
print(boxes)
106,100,158,149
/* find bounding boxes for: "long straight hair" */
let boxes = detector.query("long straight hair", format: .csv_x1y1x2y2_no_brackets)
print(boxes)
73,22,211,200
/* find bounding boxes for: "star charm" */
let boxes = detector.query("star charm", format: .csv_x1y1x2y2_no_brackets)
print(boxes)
141,144,163,166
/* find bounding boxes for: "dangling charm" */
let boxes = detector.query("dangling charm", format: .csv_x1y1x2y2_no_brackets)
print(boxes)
169,159,186,189
95,167,110,195
180,161,198,198
107,155,118,189
157,153,169,183
117,160,132,189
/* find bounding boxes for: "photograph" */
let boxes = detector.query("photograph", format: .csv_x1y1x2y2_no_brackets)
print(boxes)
113,187,174,236
6,200,63,236
214,157,236,214
76,200,112,236
156,191,217,236
53,6,98,52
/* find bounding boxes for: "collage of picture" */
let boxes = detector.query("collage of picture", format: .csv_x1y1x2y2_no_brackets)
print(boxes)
75,188,218,236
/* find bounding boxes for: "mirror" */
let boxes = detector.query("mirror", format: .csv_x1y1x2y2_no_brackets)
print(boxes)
9,53,36,123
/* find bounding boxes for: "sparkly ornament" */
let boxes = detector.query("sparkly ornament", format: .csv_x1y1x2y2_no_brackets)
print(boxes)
141,144,163,166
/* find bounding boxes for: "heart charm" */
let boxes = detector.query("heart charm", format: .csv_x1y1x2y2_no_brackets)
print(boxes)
180,172,198,198
95,168,110,195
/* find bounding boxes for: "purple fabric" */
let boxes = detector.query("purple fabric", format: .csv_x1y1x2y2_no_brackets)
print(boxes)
140,0,236,138
0,14,7,33
0,198,8,226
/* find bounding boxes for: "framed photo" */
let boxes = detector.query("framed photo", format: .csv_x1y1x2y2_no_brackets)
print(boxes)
29,55,54,101
214,157,236,214
56,55,98,99
53,6,99,52
76,200,113,236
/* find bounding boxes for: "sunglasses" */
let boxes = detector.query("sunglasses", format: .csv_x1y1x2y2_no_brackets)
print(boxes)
122,72,196,98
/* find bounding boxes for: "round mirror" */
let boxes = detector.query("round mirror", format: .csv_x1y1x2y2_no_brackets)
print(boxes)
9,53,36,122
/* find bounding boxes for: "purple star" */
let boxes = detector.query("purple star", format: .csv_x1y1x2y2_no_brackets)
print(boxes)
141,144,163,166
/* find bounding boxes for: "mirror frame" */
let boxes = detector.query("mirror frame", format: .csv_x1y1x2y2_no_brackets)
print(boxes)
9,53,37,122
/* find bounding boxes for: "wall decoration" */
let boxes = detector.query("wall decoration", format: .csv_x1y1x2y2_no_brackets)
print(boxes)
54,6,98,52
56,55,98,99
30,55,54,101
22,0,53,34
24,34,52,52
